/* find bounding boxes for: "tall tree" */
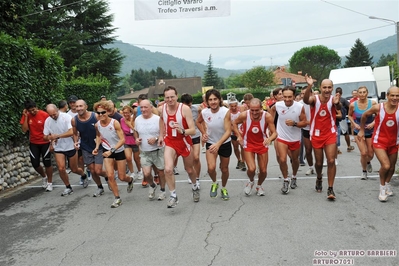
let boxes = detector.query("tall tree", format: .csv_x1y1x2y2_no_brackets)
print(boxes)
376,53,396,67
203,55,220,89
289,45,341,86
344,38,373,67
20,0,124,88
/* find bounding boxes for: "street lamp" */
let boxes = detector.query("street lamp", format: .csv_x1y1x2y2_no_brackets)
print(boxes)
369,16,399,71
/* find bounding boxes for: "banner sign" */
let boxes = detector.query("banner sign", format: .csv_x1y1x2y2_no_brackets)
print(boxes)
134,0,231,21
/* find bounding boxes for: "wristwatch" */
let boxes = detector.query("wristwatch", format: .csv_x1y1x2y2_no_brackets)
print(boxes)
181,129,186,135
293,122,297,127
110,148,116,153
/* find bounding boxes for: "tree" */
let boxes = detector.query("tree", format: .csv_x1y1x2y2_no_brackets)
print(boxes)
203,55,221,89
376,53,396,67
225,73,245,89
344,39,373,67
21,0,124,89
241,66,275,89
289,45,341,86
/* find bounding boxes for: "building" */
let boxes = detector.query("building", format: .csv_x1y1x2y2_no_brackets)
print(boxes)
273,66,316,88
148,77,202,98
117,88,150,106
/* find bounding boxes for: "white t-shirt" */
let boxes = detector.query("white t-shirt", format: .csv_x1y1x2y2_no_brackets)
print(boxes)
201,106,231,144
299,99,311,131
67,110,78,118
276,101,303,142
43,112,74,151
134,114,162,152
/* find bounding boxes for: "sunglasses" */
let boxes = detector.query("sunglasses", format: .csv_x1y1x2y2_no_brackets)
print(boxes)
96,111,107,115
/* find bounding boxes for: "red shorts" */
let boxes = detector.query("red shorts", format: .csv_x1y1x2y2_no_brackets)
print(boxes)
244,145,268,155
311,133,336,149
164,136,192,157
373,143,399,155
277,138,300,151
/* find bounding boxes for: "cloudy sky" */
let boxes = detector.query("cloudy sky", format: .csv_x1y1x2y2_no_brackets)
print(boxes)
108,0,398,70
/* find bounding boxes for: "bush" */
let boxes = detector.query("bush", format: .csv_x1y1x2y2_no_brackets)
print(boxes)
0,33,64,144
64,75,111,110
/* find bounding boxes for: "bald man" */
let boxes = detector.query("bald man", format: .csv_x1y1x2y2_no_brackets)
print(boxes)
303,76,342,200
43,104,88,196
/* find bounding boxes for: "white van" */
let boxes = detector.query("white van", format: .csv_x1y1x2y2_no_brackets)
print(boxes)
329,66,383,102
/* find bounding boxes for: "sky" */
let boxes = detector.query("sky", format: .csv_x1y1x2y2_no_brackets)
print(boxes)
108,0,399,70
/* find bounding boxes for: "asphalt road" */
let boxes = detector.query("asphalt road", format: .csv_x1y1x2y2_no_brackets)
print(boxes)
0,136,398,266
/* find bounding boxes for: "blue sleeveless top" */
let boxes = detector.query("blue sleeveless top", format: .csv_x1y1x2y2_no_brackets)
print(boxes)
75,112,98,152
353,100,374,136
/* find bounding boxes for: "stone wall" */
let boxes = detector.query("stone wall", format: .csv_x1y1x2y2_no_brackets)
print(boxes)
0,141,42,192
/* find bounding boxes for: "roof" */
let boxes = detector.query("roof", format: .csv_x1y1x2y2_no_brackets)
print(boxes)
273,67,316,85
148,77,202,98
117,88,149,100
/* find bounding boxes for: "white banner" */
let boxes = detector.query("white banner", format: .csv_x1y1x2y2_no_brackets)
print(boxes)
134,0,231,21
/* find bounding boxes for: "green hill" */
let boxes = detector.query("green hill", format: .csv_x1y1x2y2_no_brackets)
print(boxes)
107,41,242,78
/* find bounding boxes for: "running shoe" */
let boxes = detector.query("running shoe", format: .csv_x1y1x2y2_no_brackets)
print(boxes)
82,176,89,188
154,175,160,185
173,167,179,175
106,180,112,191
167,196,179,208
244,181,254,196
315,178,323,192
46,183,53,192
386,183,393,196
306,168,314,175
290,178,297,189
149,185,157,200
366,163,373,173
136,171,143,180
196,180,201,190
85,167,92,181
379,188,388,202
240,162,247,171
236,161,242,169
256,186,265,196
93,188,104,197
192,187,200,202
201,147,206,153
327,187,336,200
111,198,122,208
281,180,290,194
127,180,134,193
221,188,230,200
347,146,355,152
188,178,192,184
337,149,342,154
114,171,119,180
361,171,368,180
158,191,166,201
323,159,327,167
42,177,48,189
142,180,148,188
210,183,219,198
61,188,73,196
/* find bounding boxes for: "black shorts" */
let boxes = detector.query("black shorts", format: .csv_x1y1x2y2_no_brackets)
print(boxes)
54,149,77,158
301,129,310,139
192,136,201,145
106,150,126,161
29,143,52,168
206,141,232,158
231,135,238,141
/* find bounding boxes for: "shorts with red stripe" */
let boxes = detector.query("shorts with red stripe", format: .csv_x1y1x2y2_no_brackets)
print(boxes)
373,143,399,155
164,136,192,157
277,138,300,151
311,133,336,149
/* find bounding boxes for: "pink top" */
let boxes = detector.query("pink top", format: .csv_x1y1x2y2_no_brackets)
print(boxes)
120,117,136,145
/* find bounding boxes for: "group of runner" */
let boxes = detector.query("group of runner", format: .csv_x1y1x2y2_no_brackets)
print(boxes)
21,77,399,207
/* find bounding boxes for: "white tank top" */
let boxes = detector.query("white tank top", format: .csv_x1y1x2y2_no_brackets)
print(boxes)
97,119,124,153
276,101,303,142
202,106,231,144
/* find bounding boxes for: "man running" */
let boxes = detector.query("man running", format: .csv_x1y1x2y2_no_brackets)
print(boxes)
233,98,277,196
158,86,200,208
303,75,342,200
357,86,399,202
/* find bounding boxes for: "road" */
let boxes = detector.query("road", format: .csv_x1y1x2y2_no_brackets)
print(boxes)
0,136,398,266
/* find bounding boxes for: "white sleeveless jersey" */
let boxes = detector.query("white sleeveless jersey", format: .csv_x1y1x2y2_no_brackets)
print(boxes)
275,101,303,142
97,119,124,153
202,106,231,144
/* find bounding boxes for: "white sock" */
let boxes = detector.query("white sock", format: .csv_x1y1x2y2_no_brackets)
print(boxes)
170,190,177,198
